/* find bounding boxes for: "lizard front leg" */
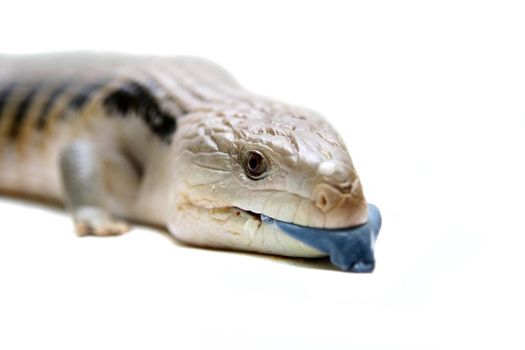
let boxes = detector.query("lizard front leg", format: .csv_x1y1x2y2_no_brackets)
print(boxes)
60,140,140,236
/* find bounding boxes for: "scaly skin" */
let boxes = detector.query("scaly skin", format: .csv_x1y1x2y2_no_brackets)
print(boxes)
0,53,368,259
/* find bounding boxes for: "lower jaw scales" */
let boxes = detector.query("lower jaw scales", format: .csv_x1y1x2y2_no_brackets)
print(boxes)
268,204,382,273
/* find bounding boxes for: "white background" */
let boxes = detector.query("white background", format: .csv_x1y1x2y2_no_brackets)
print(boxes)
1,1,524,349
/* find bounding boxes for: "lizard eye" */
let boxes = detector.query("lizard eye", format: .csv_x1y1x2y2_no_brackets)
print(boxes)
242,150,269,180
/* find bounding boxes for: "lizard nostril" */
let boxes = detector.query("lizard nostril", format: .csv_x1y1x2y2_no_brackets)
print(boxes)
315,191,332,213
319,194,328,208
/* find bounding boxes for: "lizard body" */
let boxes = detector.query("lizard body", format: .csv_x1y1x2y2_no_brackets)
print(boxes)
0,53,380,272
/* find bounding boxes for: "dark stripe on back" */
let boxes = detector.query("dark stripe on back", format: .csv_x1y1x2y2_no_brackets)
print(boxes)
103,81,177,143
36,83,69,129
8,85,40,138
0,82,17,118
68,80,108,112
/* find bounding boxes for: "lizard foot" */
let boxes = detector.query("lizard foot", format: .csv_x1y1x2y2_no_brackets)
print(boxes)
73,207,131,237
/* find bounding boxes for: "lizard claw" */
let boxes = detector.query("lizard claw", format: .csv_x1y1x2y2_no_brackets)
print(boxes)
75,220,130,236
73,207,131,236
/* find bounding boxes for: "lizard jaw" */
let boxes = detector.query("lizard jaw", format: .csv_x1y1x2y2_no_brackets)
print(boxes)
170,200,381,271
232,204,383,272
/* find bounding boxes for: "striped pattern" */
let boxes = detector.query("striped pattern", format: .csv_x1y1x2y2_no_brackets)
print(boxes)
0,79,145,142
9,84,39,138
0,81,95,138
103,81,177,142
0,54,251,148
0,82,16,117
36,83,70,129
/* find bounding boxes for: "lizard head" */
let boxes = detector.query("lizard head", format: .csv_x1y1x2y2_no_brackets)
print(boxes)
168,100,375,269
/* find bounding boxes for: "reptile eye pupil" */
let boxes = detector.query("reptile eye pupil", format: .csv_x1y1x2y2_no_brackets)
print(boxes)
244,151,268,179
249,157,259,170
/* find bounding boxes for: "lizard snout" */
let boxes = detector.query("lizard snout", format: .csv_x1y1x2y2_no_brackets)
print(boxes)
313,162,368,228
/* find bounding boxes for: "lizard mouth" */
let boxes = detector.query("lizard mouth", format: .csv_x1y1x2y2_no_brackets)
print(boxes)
233,204,382,273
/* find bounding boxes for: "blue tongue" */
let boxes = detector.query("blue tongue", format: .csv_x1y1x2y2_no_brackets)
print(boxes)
265,204,382,272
